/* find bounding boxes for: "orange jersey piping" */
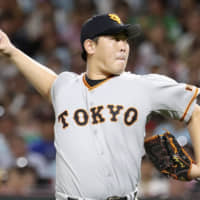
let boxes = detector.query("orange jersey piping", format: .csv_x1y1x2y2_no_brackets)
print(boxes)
180,87,199,121
82,74,113,90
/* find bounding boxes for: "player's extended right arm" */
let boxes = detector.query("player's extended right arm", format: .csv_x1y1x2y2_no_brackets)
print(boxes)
0,30,57,102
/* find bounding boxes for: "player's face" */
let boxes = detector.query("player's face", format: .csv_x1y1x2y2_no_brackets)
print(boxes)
93,33,130,76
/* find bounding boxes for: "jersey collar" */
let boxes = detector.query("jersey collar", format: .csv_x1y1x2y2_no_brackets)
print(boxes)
82,73,114,90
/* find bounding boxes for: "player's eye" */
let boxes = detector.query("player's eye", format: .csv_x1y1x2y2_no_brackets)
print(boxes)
112,34,128,42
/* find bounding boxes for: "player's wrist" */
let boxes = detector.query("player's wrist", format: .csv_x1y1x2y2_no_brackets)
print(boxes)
8,45,18,59
189,164,200,179
8,45,23,62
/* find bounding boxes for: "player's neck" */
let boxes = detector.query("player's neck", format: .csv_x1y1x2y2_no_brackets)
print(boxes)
85,74,106,86
86,57,110,80
86,71,110,80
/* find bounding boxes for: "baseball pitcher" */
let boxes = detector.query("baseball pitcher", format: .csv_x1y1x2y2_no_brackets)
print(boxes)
0,13,200,200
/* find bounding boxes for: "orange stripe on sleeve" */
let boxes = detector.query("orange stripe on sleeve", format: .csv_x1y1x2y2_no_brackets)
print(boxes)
180,87,199,121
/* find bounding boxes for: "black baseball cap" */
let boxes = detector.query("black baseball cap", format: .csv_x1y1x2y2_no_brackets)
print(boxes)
80,13,141,61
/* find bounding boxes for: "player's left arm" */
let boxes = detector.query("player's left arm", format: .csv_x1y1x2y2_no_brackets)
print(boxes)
187,104,200,179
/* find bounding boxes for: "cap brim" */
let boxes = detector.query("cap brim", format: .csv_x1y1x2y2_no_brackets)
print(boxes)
125,24,141,39
99,24,141,39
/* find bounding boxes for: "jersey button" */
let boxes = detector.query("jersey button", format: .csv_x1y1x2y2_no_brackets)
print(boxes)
90,90,95,94
106,172,112,177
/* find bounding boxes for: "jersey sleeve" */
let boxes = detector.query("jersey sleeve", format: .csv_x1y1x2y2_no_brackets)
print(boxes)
50,71,77,108
145,74,200,123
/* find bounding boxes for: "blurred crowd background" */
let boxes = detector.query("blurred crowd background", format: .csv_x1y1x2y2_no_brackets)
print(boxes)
0,0,200,199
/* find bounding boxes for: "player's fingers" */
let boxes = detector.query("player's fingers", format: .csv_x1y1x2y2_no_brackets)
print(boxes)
0,30,12,55
0,29,9,42
0,29,9,50
0,30,5,45
0,29,5,38
0,31,3,43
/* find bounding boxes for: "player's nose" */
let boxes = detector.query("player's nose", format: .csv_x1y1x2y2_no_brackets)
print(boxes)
118,40,128,52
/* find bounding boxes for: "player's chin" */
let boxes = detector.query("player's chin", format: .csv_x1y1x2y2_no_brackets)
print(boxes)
111,68,125,76
115,62,126,74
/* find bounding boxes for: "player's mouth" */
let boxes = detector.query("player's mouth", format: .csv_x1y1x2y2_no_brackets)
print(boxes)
116,57,126,61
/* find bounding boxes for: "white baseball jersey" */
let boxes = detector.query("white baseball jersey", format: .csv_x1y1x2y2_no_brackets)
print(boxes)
51,71,199,200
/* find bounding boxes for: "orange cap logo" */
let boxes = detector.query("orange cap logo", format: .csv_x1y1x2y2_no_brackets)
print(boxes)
108,13,122,24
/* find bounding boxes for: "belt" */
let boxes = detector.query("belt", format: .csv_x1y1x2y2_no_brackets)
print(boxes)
68,197,128,200
106,196,128,200
67,191,138,200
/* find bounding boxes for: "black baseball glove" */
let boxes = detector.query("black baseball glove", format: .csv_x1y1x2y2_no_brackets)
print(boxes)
144,131,194,181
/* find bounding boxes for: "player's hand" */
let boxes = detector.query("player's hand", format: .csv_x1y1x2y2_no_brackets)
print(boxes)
188,163,200,180
0,29,15,57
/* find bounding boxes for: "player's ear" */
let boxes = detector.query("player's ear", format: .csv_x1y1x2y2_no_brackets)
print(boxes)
83,39,96,56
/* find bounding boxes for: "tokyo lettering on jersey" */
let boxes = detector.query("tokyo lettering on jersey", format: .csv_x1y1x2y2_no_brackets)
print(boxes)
51,71,199,200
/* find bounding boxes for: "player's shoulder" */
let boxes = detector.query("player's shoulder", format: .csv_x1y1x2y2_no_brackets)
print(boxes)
118,72,177,88
57,71,79,80
118,71,141,81
119,72,176,83
142,73,177,83
51,71,80,102
53,71,80,85
51,71,80,93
